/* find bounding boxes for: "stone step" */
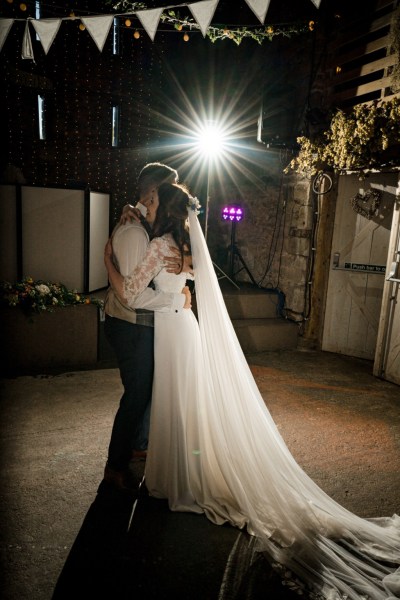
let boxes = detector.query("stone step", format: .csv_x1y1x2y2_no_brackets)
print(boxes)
191,282,298,353
223,291,282,320
232,318,299,353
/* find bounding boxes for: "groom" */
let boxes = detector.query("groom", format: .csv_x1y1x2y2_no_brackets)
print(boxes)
103,162,187,491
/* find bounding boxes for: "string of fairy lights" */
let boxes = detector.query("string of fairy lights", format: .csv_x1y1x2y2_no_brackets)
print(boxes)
2,0,318,46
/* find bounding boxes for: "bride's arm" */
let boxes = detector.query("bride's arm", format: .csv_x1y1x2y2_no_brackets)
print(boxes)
105,237,163,306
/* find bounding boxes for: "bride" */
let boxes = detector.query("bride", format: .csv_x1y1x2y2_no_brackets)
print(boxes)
104,182,400,600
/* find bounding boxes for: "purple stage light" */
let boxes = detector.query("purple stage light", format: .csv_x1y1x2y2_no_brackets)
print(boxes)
222,205,244,222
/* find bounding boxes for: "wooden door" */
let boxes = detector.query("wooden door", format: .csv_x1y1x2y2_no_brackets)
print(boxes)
374,182,400,385
322,173,398,359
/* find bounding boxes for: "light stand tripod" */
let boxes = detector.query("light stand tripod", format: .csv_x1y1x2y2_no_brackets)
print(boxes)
204,165,239,290
227,219,259,287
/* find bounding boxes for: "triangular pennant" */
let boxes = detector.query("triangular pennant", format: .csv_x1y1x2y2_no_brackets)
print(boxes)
136,8,163,42
81,15,114,52
188,0,219,37
244,0,271,24
0,19,14,53
309,0,322,7
22,20,34,60
31,18,61,54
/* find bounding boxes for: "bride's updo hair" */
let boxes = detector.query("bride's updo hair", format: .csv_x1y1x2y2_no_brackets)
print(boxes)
151,183,191,261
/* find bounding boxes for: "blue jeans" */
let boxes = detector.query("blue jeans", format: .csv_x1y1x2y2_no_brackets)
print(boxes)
104,315,154,471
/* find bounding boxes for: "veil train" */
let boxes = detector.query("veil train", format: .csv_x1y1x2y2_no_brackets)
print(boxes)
187,205,400,600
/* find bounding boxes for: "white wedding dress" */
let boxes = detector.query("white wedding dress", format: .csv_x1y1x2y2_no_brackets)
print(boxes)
122,207,400,600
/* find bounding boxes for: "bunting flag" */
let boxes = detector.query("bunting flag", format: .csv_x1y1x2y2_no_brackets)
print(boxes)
0,0,322,58
244,0,271,24
31,18,62,54
0,18,13,53
21,20,34,60
81,15,114,52
136,8,163,41
188,0,219,37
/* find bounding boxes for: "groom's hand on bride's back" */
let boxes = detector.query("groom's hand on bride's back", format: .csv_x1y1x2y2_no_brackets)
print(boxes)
181,286,192,309
164,247,194,275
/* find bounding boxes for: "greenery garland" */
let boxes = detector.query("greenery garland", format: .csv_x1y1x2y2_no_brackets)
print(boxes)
106,1,314,45
285,97,400,176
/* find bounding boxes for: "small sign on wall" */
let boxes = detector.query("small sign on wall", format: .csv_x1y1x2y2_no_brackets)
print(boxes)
344,263,386,273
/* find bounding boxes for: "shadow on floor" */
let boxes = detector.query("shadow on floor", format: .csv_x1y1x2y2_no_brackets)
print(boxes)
51,478,298,600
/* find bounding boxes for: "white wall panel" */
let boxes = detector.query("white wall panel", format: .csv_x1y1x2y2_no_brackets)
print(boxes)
89,191,110,291
20,186,109,292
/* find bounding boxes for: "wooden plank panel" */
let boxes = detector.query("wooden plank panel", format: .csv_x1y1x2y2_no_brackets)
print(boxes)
332,14,393,51
363,92,400,105
374,179,400,384
322,174,393,360
365,274,386,354
332,75,392,103
333,54,397,86
346,274,380,358
329,36,390,73
384,296,400,385
321,271,353,353
337,221,379,264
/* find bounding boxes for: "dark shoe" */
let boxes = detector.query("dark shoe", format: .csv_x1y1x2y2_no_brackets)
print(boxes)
103,463,140,492
131,449,147,462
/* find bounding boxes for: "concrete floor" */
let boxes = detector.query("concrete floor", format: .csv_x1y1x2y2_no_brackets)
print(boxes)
0,348,399,600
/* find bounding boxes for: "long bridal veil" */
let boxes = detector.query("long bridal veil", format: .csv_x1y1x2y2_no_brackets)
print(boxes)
187,206,400,600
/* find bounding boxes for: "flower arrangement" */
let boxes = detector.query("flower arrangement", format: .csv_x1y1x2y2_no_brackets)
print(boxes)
187,196,201,215
285,97,400,176
0,277,104,315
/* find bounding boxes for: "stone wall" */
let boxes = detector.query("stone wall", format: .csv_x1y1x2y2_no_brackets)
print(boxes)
206,160,317,329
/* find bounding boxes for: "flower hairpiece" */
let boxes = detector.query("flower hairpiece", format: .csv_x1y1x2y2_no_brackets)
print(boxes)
187,196,201,215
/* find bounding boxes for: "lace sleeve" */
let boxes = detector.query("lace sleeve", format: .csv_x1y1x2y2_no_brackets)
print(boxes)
123,237,166,307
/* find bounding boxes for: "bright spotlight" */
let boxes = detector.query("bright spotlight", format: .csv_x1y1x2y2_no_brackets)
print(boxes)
194,122,227,159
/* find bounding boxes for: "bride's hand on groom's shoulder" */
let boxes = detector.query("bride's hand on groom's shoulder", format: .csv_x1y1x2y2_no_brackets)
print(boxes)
119,204,142,225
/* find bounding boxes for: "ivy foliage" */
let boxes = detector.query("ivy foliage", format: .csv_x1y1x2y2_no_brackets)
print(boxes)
285,97,400,176
105,1,313,45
